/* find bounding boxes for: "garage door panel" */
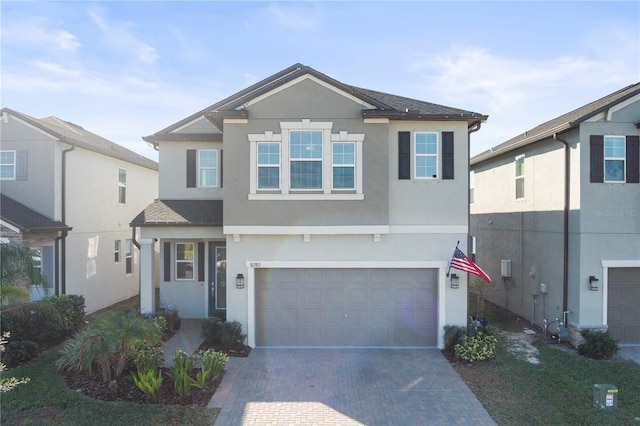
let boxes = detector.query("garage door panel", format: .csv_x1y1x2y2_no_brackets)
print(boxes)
607,267,640,344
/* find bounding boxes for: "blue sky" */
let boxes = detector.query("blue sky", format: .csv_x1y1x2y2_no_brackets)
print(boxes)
2,1,638,161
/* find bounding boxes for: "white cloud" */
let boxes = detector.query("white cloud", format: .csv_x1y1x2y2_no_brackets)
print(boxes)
1,16,80,52
263,3,323,32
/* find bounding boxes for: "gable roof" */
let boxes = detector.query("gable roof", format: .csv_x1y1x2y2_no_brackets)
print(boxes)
1,108,158,171
130,199,223,227
0,194,71,233
471,82,640,165
144,63,488,144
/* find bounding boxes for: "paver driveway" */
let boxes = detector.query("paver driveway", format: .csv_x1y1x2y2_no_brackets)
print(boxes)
209,348,496,425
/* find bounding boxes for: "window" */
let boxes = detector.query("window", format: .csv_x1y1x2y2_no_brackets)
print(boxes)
125,239,132,274
469,171,475,204
290,130,323,189
199,150,218,187
114,240,121,263
0,151,16,180
415,133,438,179
32,248,42,284
604,136,626,182
175,243,194,280
118,168,126,204
332,142,355,189
257,142,280,189
515,154,525,199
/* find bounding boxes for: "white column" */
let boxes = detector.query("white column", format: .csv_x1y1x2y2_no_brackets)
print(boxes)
139,238,156,315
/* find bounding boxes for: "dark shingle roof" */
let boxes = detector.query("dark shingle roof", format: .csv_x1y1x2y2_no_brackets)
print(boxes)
144,63,487,143
1,108,158,171
471,82,640,165
130,199,223,226
0,194,71,233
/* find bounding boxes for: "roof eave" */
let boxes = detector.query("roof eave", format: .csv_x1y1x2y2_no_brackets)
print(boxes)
362,110,488,123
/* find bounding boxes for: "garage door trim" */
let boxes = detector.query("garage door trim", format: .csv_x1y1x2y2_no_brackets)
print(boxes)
602,259,640,335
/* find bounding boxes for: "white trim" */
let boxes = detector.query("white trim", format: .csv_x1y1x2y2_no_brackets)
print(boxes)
607,93,640,121
243,260,449,348
5,114,58,139
223,118,248,124
414,132,439,180
175,242,195,281
0,219,21,234
389,225,468,234
600,259,640,325
363,118,389,124
171,115,208,133
224,225,390,235
0,150,17,180
248,193,364,201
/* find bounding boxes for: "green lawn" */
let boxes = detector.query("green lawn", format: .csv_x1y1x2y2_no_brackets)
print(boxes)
457,295,640,425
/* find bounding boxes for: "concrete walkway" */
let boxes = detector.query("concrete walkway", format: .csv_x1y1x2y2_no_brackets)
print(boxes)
209,348,496,426
162,319,204,367
619,345,640,364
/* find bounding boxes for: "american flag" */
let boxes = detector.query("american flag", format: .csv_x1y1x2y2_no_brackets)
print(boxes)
450,247,491,283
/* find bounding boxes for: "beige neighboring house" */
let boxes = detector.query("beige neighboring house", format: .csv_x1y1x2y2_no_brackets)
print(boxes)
470,83,640,345
132,63,488,349
0,108,158,313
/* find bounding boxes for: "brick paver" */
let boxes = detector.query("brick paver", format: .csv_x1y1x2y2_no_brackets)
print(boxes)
209,349,496,425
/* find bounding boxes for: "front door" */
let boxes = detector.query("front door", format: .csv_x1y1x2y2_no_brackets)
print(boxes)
208,243,226,315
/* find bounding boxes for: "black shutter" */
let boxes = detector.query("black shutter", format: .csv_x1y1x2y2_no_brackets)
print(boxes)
220,149,223,189
590,135,604,183
16,150,27,181
186,149,197,188
626,135,639,183
442,131,454,180
163,242,171,282
197,242,205,282
398,131,411,179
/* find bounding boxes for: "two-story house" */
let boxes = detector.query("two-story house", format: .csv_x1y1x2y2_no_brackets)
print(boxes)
470,83,640,345
132,64,487,348
0,108,158,313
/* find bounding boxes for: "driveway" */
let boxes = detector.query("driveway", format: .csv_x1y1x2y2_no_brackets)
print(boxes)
209,348,496,425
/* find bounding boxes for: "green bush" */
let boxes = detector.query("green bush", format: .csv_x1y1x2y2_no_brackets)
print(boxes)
132,368,163,400
1,301,64,346
212,309,226,322
131,339,165,372
443,325,466,355
1,339,38,367
220,321,246,351
201,317,223,345
454,331,498,362
156,309,180,332
577,330,619,360
42,294,86,334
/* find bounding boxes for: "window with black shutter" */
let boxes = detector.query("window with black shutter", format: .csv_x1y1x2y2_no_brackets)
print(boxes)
398,131,410,179
590,135,604,183
163,242,171,281
626,135,639,183
442,131,454,180
186,149,197,188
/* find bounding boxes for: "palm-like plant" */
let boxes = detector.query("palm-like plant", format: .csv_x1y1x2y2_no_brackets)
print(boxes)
0,243,46,306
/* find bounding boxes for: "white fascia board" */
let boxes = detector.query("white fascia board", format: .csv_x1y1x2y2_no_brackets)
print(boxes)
364,118,389,124
390,225,468,234
601,260,640,268
171,115,207,133
1,220,21,234
224,225,390,235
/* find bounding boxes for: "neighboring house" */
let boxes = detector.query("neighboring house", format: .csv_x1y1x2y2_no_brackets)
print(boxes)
0,108,158,313
132,63,487,348
470,83,640,345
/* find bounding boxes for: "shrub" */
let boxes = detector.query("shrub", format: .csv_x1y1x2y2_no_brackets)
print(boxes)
577,330,619,360
132,368,163,400
201,317,223,345
220,321,246,351
454,331,498,362
131,339,164,372
197,349,227,382
212,309,226,322
0,332,30,392
1,339,38,367
156,309,180,332
167,350,194,396
443,325,466,355
42,294,86,335
1,301,64,346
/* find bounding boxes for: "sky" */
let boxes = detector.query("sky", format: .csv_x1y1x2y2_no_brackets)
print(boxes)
1,1,639,162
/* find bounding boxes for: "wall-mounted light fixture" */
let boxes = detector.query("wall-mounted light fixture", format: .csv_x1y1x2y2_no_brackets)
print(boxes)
236,273,245,289
450,273,460,289
589,275,599,291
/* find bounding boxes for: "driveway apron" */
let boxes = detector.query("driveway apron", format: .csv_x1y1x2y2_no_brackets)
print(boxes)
209,348,496,425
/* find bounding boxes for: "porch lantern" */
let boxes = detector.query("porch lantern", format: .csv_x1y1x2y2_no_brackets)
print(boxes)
450,273,460,289
589,275,599,291
236,273,245,289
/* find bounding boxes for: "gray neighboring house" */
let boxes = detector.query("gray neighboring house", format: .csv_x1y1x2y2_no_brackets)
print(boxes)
132,63,488,349
0,108,158,312
470,83,640,345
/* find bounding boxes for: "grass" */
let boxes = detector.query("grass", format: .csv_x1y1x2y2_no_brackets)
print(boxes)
1,294,218,426
457,294,640,425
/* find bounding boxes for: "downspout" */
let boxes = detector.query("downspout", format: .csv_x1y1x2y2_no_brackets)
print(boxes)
553,134,570,318
61,144,75,295
467,120,483,259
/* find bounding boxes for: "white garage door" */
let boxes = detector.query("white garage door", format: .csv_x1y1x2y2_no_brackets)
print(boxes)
255,268,438,347
608,267,640,344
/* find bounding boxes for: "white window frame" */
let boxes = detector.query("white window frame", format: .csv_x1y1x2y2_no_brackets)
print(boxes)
603,135,626,183
289,130,324,191
114,240,121,263
248,120,364,200
515,154,525,199
175,242,194,281
256,142,281,190
0,150,16,180
118,168,126,204
198,149,218,188
125,239,132,274
332,141,356,190
414,132,438,180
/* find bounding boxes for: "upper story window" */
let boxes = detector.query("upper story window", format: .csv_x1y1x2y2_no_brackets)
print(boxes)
248,120,364,200
515,154,525,199
415,132,438,179
604,136,626,182
199,150,218,187
0,151,16,180
118,168,127,204
176,242,194,280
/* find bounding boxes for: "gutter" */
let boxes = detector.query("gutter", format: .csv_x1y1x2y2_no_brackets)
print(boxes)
553,133,570,318
61,143,75,295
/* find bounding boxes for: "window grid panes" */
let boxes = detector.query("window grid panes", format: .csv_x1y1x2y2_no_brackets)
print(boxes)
515,155,525,199
604,136,625,182
125,239,132,274
257,143,280,189
176,243,194,280
114,240,121,263
199,150,218,187
415,133,438,178
118,168,126,204
1,151,16,180
332,142,355,189
290,131,322,189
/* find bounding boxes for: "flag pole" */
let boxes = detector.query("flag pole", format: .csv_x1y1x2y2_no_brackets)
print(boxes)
446,240,460,277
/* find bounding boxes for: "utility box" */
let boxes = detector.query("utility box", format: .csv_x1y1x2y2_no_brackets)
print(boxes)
593,384,618,409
